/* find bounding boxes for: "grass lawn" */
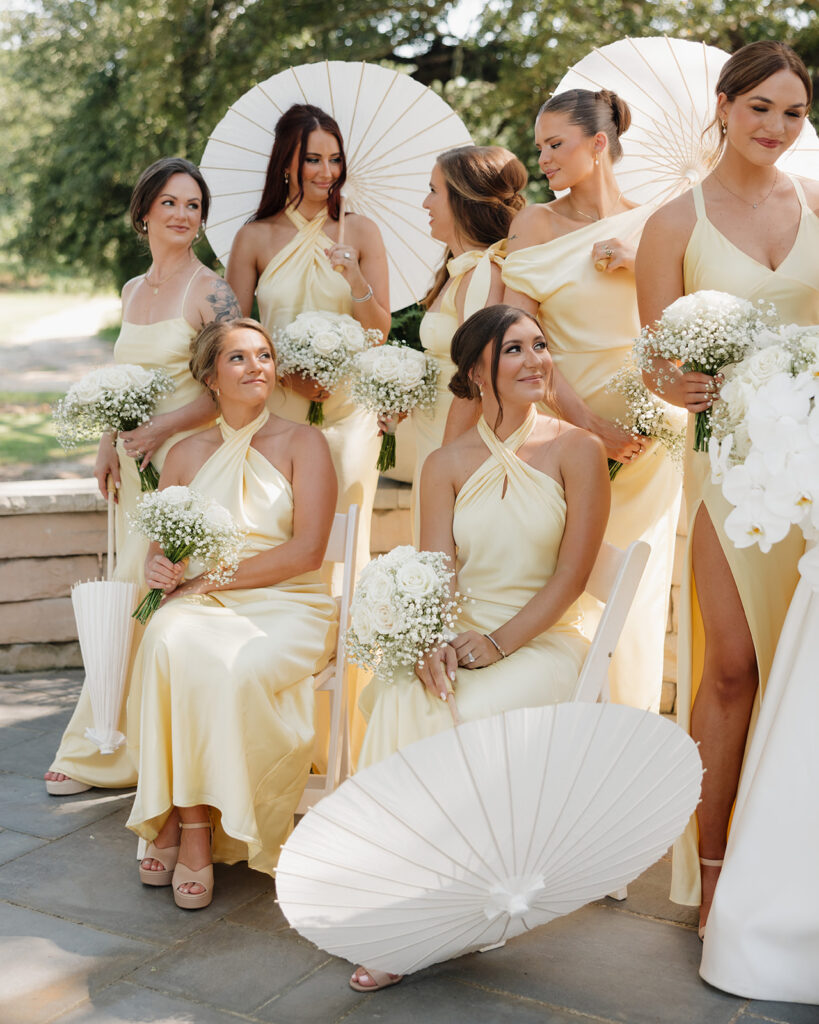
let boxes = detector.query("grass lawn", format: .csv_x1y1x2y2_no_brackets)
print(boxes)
0,391,96,467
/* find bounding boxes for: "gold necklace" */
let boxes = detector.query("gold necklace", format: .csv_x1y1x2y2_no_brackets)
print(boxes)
713,170,778,210
144,252,194,295
566,191,624,223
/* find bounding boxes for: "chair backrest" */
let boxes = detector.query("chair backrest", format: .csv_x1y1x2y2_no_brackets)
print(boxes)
323,504,359,665
570,539,650,704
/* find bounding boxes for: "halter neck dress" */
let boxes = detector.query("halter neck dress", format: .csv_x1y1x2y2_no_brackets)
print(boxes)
671,179,819,908
502,205,681,713
125,409,337,875
412,243,505,541
49,267,210,788
358,409,589,768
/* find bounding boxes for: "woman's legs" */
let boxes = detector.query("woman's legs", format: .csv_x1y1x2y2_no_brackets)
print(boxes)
176,804,212,896
690,505,758,932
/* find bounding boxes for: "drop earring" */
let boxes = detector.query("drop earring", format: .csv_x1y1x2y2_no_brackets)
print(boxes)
722,121,727,135
594,154,599,166
284,171,290,185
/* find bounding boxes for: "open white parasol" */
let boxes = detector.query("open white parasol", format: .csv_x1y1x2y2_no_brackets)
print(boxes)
200,61,473,311
551,36,819,206
71,489,138,754
276,702,702,975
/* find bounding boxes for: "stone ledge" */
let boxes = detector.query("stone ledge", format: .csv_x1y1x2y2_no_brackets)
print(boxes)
372,477,412,510
0,478,106,516
0,642,83,673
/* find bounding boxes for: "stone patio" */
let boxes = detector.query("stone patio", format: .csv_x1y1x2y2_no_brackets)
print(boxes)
0,670,815,1024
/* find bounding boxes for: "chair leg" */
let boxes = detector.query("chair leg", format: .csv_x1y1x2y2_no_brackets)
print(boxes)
608,886,628,901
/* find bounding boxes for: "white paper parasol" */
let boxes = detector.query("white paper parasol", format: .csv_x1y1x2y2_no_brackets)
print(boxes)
200,61,473,311
551,36,819,206
276,702,702,975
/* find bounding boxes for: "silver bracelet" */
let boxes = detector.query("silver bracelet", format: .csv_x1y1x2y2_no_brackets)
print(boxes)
485,633,507,659
351,284,373,303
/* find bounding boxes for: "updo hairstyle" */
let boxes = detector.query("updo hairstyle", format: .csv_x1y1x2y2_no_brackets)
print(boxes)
423,146,528,308
538,88,632,162
704,41,812,161
190,318,277,397
129,157,210,236
449,304,556,428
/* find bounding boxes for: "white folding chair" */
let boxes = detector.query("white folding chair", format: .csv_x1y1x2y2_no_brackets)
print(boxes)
296,503,359,815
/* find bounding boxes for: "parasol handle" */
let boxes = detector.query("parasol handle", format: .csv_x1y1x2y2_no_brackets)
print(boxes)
106,475,116,580
444,691,462,727
333,194,347,273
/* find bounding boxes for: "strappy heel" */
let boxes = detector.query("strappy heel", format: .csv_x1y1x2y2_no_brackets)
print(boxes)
172,821,213,910
698,857,724,940
138,834,180,887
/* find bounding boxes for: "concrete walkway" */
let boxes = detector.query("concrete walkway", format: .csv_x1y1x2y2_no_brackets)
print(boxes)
0,671,814,1024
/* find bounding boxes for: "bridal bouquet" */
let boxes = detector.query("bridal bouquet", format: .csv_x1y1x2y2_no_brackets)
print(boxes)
605,365,686,480
347,546,460,680
633,290,777,452
54,364,175,490
129,486,245,623
349,342,438,471
276,311,381,426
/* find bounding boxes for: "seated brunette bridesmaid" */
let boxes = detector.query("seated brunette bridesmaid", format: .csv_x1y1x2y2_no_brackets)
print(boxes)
126,318,338,910
351,305,609,990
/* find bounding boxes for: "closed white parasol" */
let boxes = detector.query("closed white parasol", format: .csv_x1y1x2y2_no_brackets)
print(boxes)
200,60,473,311
276,701,702,976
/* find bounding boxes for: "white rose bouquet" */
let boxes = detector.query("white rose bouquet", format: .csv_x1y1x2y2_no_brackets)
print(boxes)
54,364,175,491
128,486,245,623
349,342,439,471
275,311,381,426
347,545,461,681
633,290,777,452
605,364,686,480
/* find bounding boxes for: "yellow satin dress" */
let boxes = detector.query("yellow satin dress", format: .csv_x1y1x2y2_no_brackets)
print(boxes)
256,207,381,766
411,244,505,542
503,207,681,713
358,409,589,769
671,179,819,905
49,271,210,787
126,410,337,876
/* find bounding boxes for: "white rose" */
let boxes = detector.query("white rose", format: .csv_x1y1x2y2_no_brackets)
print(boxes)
158,486,195,508
371,600,404,636
395,559,438,597
311,331,343,356
294,313,334,335
70,373,105,405
202,501,235,531
360,567,396,603
351,601,376,643
340,322,367,353
395,350,427,388
372,350,403,384
744,346,792,385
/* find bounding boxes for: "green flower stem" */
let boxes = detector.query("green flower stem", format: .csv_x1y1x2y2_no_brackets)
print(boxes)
132,541,195,624
376,433,396,472
307,401,325,426
608,459,622,481
136,459,160,491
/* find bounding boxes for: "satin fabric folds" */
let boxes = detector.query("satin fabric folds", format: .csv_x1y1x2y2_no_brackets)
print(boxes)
50,311,207,788
358,409,588,769
126,410,337,876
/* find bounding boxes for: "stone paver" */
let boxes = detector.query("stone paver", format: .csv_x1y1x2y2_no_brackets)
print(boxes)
1,671,815,1024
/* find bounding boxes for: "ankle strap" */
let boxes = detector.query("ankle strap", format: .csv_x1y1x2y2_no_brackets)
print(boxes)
180,821,211,830
699,857,724,867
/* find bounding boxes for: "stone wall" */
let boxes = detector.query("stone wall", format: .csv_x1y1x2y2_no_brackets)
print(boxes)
0,477,683,713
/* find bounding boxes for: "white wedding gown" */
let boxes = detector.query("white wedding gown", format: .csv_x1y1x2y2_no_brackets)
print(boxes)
699,548,819,1005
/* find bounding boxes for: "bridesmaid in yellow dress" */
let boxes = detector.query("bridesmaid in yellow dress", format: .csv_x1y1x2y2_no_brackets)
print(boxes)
409,145,527,540
502,88,681,714
351,304,609,991
45,158,241,796
636,41,819,935
129,318,337,909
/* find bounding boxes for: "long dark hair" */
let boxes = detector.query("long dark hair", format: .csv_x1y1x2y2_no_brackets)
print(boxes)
130,157,210,236
253,104,346,222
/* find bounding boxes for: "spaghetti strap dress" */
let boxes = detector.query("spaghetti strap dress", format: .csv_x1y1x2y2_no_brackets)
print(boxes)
125,409,337,876
503,207,681,713
358,408,589,769
49,268,210,787
411,243,505,542
670,179,819,906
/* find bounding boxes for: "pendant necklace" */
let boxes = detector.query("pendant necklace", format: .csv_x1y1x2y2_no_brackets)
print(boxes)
713,170,778,210
567,191,624,223
145,251,194,295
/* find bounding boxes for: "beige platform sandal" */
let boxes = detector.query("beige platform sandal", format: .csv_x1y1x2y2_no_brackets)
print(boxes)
45,776,92,796
698,856,724,941
172,821,213,910
138,830,180,887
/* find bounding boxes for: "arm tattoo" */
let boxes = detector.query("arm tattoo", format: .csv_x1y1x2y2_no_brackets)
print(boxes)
205,279,242,323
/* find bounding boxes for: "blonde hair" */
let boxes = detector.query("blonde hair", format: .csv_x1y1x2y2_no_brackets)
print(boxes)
423,146,527,308
189,318,276,395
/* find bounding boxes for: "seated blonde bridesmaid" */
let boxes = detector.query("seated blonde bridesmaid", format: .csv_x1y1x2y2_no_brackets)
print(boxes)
126,318,338,910
352,305,609,990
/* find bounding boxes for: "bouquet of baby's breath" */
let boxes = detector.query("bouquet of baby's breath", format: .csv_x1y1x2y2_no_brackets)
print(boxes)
633,290,778,452
605,365,687,480
349,342,439,471
347,546,461,681
54,364,175,490
276,311,381,426
128,486,245,623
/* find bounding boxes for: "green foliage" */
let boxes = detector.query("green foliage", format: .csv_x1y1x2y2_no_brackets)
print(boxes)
389,303,425,350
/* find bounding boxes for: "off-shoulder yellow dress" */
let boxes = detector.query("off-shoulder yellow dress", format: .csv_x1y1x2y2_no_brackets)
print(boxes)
411,244,505,541
503,207,681,713
126,409,337,876
671,180,819,905
358,409,589,768
49,270,210,787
